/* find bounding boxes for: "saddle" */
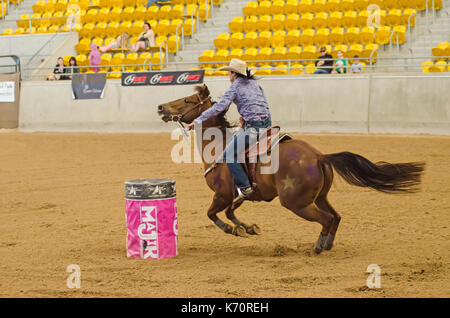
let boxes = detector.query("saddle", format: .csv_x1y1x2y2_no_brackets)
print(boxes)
242,126,292,201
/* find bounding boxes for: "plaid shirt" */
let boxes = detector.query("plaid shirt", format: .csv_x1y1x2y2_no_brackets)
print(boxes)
194,77,271,125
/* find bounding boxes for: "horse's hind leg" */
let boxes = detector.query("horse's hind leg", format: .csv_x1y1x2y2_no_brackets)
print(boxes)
315,164,341,251
207,194,234,235
284,202,335,254
225,206,261,236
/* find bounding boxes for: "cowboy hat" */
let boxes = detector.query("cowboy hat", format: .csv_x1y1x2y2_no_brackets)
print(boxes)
219,58,254,77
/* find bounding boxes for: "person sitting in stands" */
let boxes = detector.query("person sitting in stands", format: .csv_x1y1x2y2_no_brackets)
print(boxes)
66,56,80,79
350,56,364,74
131,22,155,52
47,57,68,80
331,50,348,74
314,47,333,74
100,32,130,53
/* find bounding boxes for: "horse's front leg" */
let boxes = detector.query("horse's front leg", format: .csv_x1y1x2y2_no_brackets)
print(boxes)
207,193,235,235
225,205,261,236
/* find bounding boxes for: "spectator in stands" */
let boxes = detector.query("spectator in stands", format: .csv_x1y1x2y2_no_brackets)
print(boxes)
100,32,130,53
332,50,348,74
47,57,67,80
350,56,364,74
131,22,155,52
66,56,79,79
89,43,101,73
314,47,333,74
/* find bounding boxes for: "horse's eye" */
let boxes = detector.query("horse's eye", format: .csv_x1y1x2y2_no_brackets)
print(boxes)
184,99,189,103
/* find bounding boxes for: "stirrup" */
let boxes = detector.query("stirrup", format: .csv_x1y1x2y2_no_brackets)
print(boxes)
232,187,253,210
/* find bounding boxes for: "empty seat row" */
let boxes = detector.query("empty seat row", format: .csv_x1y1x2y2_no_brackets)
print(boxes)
432,42,450,59
215,25,405,50
422,60,449,73
228,10,415,33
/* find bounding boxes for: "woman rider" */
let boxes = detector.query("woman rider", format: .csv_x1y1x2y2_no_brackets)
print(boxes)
187,59,272,208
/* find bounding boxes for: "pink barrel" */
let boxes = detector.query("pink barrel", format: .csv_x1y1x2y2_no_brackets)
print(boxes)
124,178,178,259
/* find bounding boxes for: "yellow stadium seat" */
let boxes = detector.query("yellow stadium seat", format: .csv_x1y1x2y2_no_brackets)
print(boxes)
155,35,167,48
243,1,258,17
285,14,300,30
287,46,302,60
44,0,57,14
432,42,450,58
342,11,357,28
167,35,181,53
434,61,447,72
285,29,301,47
243,15,258,33
375,26,391,45
213,69,228,77
138,52,152,70
354,0,368,11
17,14,30,29
421,61,433,73
290,63,304,74
326,0,341,12
256,47,273,63
103,36,116,47
79,23,95,39
159,5,172,20
272,64,289,75
171,4,184,19
2,29,14,36
243,31,258,48
214,33,230,50
33,0,46,14
341,0,354,11
256,31,272,48
242,47,258,66
131,20,144,36
387,9,402,27
315,28,329,46
198,50,215,68
147,5,159,20
271,14,286,31
119,21,132,36
229,16,244,33
332,44,348,57
314,12,328,29
299,12,313,29
229,33,244,50
169,19,183,35
272,30,286,48
53,11,66,26
298,0,313,14
257,15,272,32
272,0,285,15
155,19,170,36
99,53,112,72
121,6,135,21
184,18,196,36
301,45,317,60
134,6,147,21
255,64,272,75
329,27,344,45
14,27,25,35
37,26,49,33
345,27,360,45
91,37,103,47
215,49,230,68
285,0,299,15
362,43,378,63
84,9,98,24
109,7,123,23
76,55,88,70
106,21,120,38
111,53,125,72
402,9,416,27
97,7,110,23
299,28,315,46
48,25,60,33
75,38,91,54
312,0,326,13
328,11,343,28
392,25,406,45
356,10,370,28
348,44,363,58
272,47,287,65
198,4,211,21
229,48,244,60
257,1,271,16
31,13,42,28
360,26,375,44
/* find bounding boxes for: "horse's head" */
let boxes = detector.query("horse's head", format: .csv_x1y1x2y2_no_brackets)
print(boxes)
157,84,212,124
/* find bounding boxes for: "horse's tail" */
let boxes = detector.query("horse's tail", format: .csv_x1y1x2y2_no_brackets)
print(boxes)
319,152,425,194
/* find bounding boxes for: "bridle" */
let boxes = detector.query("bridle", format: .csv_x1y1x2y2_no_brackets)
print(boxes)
166,93,212,138
167,93,211,123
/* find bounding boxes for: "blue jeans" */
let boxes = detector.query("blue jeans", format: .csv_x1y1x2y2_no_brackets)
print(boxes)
314,69,329,74
147,0,168,7
223,117,272,189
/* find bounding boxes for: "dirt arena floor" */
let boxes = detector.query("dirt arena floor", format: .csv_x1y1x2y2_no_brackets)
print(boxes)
0,130,449,298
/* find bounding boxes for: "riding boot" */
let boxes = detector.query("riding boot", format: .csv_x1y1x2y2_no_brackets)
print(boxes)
232,186,253,210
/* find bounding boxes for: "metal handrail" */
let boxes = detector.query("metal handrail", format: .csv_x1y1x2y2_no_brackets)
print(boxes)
0,54,21,76
407,11,416,50
175,22,184,57
389,29,400,57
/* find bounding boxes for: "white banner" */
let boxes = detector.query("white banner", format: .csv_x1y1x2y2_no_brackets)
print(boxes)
0,81,15,103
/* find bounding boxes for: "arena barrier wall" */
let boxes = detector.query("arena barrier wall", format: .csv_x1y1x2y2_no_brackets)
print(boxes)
0,72,21,129
18,74,450,135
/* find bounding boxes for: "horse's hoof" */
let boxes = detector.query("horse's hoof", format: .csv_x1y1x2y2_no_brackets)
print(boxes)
223,224,233,234
314,247,323,255
246,224,261,235
324,243,333,251
232,224,247,237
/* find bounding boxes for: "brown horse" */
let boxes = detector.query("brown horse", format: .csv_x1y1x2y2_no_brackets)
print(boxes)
158,84,425,254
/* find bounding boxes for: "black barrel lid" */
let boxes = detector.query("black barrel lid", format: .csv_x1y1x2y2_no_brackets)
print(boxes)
125,178,176,200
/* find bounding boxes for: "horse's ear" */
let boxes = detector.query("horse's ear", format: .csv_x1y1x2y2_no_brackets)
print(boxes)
201,84,210,98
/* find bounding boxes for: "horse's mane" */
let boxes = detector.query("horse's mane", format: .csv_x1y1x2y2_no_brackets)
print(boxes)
195,85,237,129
